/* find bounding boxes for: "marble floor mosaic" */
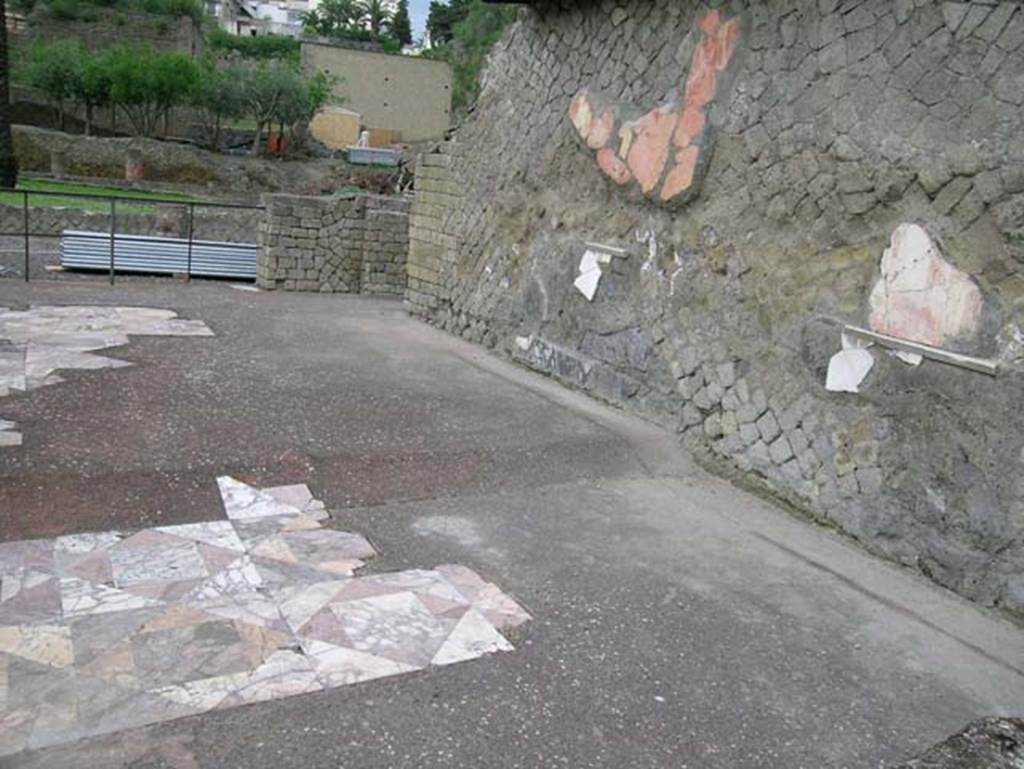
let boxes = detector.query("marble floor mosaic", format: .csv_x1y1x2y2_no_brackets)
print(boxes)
0,305,214,446
0,477,530,756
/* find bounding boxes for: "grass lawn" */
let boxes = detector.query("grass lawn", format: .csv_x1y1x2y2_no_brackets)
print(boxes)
0,180,199,214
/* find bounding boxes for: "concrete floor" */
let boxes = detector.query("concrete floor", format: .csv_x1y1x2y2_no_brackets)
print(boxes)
0,278,1021,768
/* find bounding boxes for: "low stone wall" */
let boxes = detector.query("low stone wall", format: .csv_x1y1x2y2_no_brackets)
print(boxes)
0,202,261,244
11,126,361,197
257,193,409,295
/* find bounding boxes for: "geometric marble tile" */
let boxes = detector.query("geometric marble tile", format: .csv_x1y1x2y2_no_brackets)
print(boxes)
0,477,530,757
0,305,214,448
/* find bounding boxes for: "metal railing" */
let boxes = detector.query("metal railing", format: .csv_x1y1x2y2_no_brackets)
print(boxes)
0,187,264,284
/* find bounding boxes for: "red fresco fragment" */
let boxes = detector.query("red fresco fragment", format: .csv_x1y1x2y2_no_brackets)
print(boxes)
569,7,742,203
661,145,700,201
597,147,633,185
674,105,706,147
685,35,720,112
626,106,678,193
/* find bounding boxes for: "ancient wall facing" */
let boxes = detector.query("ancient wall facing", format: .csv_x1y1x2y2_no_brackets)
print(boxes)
405,0,1024,615
258,193,409,295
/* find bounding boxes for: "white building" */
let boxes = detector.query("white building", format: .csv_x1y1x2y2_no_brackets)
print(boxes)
209,0,399,38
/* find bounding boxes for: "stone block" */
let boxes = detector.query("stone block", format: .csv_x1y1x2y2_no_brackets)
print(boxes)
768,435,794,464
757,411,781,443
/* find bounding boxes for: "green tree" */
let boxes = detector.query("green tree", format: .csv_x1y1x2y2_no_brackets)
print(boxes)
425,0,515,108
106,46,201,136
241,61,335,156
242,60,298,155
390,0,411,46
0,0,19,188
301,0,360,36
426,0,470,47
357,0,390,36
21,39,81,131
190,60,247,149
75,53,113,135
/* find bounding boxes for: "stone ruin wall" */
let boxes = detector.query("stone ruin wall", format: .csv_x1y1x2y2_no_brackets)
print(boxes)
259,193,410,296
406,0,1024,615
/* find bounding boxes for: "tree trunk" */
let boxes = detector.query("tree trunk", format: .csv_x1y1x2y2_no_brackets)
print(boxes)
85,104,93,136
0,0,17,188
251,121,263,156
212,114,221,152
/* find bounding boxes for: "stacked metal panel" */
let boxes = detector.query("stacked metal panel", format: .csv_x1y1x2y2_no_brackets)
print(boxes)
60,230,257,279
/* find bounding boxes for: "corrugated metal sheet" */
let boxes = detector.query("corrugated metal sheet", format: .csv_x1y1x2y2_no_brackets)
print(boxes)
60,230,257,279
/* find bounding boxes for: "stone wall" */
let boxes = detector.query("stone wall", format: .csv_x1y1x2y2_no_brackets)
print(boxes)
11,11,200,56
11,126,361,196
405,0,1024,616
258,193,409,295
0,202,261,244
407,148,461,313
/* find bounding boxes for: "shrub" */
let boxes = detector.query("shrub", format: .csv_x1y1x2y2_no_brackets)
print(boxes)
207,27,300,61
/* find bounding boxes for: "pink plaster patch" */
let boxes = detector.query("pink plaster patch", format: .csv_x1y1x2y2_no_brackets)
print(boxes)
597,147,633,185
626,106,678,194
868,224,983,348
661,146,700,201
697,8,721,35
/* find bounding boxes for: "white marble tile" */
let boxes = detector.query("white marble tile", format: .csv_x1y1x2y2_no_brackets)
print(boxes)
109,540,208,588
431,609,513,666
300,639,418,687
156,521,245,553
332,591,451,666
60,578,162,618
217,476,302,520
183,556,263,601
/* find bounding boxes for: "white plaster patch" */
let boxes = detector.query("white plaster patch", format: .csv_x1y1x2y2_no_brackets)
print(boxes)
826,348,875,393
574,248,613,301
868,224,983,348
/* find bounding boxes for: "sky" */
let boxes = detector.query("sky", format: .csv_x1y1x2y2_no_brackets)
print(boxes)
408,0,430,41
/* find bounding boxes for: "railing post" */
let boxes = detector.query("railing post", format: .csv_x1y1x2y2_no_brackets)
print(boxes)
186,202,194,281
22,191,29,283
109,198,116,286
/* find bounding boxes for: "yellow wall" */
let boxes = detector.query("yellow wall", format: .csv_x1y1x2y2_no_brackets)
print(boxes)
302,41,453,143
309,107,362,149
